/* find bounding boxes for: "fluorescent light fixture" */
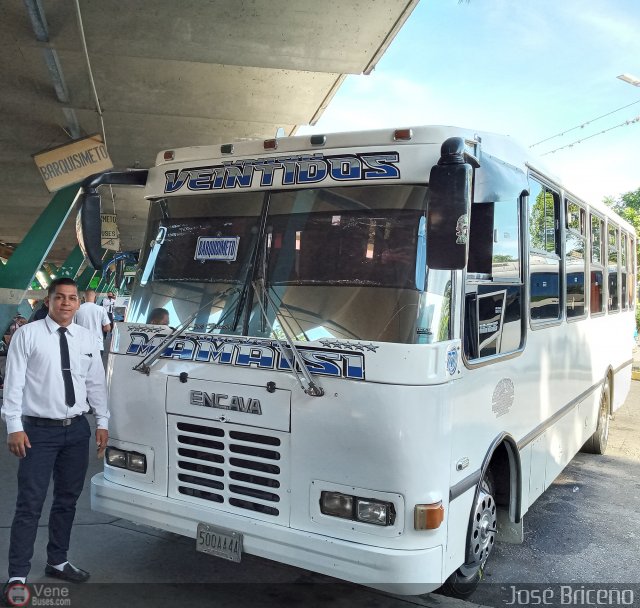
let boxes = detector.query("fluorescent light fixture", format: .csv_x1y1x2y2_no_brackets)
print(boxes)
617,74,640,87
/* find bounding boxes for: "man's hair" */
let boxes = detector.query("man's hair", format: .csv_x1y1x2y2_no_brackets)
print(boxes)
85,289,96,296
48,277,78,296
147,308,170,323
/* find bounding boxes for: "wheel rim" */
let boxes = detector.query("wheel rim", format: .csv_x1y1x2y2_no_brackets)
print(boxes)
465,483,497,569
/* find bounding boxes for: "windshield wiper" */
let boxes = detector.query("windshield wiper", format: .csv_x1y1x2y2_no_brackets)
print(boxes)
252,279,324,397
133,286,238,374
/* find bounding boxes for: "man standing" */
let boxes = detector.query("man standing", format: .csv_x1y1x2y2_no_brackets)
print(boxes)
75,289,111,351
1,278,109,603
101,292,116,332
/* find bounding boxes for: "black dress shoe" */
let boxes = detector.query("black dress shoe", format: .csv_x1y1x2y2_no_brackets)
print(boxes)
45,563,90,583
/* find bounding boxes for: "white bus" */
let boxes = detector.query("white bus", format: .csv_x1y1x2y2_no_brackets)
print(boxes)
76,125,636,596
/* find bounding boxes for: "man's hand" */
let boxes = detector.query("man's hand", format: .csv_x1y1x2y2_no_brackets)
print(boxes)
96,428,109,458
7,431,31,458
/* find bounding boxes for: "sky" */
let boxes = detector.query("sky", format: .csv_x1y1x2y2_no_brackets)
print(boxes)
299,0,640,205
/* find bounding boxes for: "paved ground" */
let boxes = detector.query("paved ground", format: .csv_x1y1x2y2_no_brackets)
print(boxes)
471,379,640,607
1,359,639,607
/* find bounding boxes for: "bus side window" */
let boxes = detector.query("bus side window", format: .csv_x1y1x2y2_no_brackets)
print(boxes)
607,224,619,312
529,179,561,322
464,197,523,360
590,214,605,315
621,231,628,310
565,200,586,319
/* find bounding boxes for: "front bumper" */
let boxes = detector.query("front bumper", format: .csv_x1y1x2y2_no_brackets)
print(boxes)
91,473,443,594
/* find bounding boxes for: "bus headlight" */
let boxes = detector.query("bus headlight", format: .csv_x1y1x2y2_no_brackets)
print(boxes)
106,447,147,474
320,491,396,526
126,452,147,473
320,491,353,519
106,447,126,469
356,499,391,526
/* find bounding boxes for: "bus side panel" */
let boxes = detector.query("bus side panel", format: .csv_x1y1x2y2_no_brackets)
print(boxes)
444,487,475,579
613,363,632,413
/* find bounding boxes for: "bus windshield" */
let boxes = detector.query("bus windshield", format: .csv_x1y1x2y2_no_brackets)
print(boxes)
127,185,452,344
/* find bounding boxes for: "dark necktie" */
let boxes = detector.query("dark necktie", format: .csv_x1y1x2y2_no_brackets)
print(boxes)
58,327,76,406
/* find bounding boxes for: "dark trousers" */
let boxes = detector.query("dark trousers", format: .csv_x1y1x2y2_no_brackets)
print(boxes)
8,416,91,578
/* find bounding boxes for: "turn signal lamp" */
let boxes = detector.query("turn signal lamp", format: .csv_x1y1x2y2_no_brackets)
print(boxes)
414,501,445,530
163,150,175,161
310,134,326,146
220,143,234,154
393,128,413,141
263,138,278,150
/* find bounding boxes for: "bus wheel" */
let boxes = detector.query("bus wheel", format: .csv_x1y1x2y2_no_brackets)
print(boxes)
581,378,610,455
440,472,496,599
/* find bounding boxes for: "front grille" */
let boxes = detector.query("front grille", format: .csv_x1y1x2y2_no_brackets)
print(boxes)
168,416,289,523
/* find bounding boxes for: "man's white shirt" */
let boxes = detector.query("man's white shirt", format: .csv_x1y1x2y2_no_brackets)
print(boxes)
102,297,115,315
1,317,109,434
75,302,110,350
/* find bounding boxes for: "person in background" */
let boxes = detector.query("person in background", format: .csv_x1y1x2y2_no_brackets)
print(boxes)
74,290,111,352
30,301,48,322
1,278,108,602
3,316,27,347
101,292,116,337
146,308,170,325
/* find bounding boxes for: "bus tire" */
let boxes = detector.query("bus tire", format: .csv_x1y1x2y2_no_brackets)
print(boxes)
581,378,611,455
439,471,496,599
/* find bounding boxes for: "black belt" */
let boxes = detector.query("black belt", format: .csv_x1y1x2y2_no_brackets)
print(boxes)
22,414,84,427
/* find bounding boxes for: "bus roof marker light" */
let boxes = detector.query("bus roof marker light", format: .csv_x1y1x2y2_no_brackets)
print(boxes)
414,502,445,530
310,134,326,146
394,129,413,141
264,139,278,150
163,151,175,161
220,143,234,154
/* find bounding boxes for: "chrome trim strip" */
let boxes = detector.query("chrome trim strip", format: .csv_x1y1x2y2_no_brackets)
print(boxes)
449,469,481,502
517,380,603,450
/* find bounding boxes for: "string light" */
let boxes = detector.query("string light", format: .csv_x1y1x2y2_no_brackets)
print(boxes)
540,116,640,156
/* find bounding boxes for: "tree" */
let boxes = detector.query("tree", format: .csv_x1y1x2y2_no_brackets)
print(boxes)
604,186,640,240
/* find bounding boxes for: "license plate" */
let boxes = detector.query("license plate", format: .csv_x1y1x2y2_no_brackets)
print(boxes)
196,522,243,562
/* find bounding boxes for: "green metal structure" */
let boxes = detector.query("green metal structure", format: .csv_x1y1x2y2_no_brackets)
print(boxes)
0,184,79,334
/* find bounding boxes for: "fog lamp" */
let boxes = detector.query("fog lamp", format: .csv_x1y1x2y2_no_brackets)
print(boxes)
127,452,147,473
106,447,126,469
320,491,353,519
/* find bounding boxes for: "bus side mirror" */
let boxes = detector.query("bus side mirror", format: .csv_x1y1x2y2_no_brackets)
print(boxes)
75,169,149,271
426,137,476,270
76,188,103,270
